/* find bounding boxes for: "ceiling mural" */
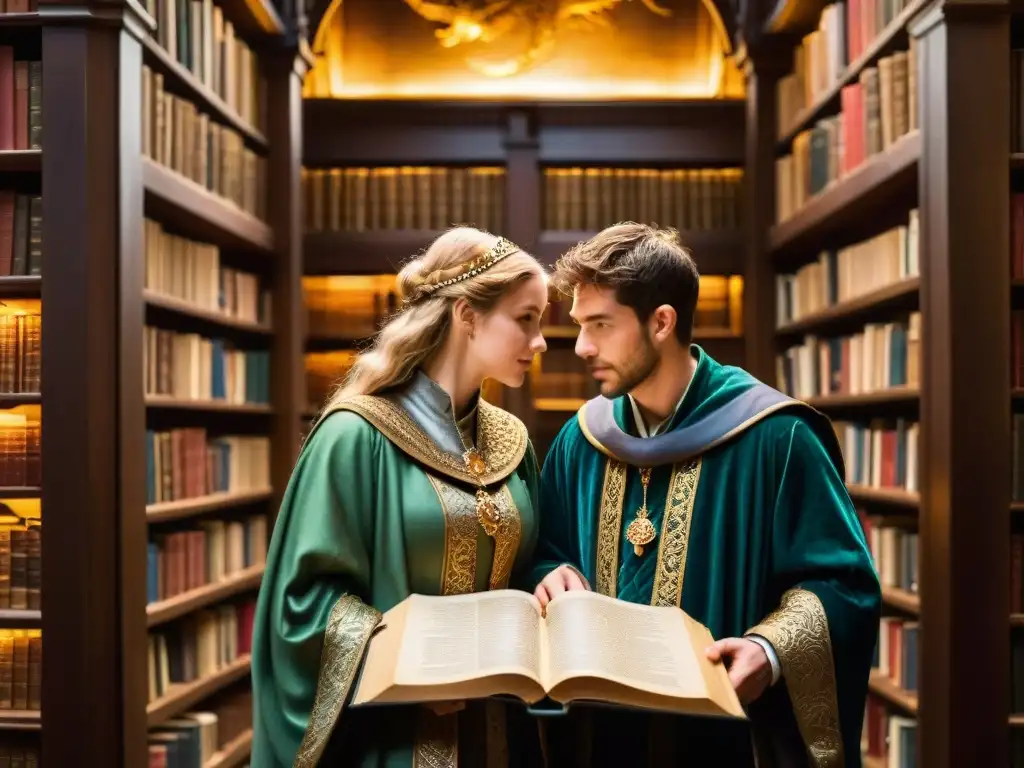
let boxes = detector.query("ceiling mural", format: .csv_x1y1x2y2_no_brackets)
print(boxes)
304,0,745,100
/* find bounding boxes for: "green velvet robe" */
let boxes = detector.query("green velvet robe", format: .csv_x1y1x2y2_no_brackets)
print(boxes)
251,374,545,768
528,346,881,768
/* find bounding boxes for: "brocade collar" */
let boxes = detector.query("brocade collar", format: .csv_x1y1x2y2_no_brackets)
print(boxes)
328,369,528,486
386,369,479,460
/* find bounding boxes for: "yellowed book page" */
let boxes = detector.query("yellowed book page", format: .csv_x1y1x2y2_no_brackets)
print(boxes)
543,590,742,719
394,590,544,686
353,590,548,707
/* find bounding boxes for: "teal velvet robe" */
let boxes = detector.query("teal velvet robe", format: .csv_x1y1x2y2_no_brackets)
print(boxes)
250,382,545,768
528,346,881,768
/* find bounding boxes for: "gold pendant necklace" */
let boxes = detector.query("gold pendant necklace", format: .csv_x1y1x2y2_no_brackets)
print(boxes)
457,423,501,537
625,467,657,556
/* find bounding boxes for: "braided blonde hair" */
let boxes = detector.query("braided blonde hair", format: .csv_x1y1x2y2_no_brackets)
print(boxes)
319,227,543,414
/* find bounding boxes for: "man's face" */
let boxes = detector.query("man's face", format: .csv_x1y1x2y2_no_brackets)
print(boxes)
570,284,658,399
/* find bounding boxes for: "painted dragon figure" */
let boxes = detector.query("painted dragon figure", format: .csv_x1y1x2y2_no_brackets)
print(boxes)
402,0,673,77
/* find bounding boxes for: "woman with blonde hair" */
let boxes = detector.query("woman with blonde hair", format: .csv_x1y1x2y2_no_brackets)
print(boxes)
250,227,550,767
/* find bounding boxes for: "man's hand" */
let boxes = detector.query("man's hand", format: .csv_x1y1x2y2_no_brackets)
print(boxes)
705,637,773,704
533,565,589,613
424,701,465,717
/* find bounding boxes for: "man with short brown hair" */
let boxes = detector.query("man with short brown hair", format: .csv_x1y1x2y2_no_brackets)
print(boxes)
528,222,880,767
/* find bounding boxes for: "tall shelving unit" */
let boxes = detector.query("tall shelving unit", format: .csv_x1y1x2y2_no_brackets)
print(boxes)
742,0,1012,763
299,100,748,460
35,0,308,764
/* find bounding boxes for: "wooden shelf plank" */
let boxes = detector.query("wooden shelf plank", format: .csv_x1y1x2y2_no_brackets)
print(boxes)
304,230,439,275
882,586,920,614
217,0,284,37
139,36,266,149
144,290,273,335
0,487,40,499
769,131,920,257
147,566,264,628
0,150,40,173
776,278,920,336
205,728,253,768
847,484,920,509
147,488,273,523
776,0,930,147
147,655,251,728
0,276,40,297
143,159,273,253
536,229,744,274
145,396,273,414
805,388,919,408
869,671,918,713
0,393,39,407
0,710,40,731
0,609,40,628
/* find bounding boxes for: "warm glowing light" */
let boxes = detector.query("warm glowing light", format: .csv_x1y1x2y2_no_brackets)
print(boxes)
304,0,745,101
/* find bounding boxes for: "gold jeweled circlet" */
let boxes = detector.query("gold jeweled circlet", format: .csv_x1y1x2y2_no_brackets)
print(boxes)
625,467,657,556
412,238,521,302
455,412,502,537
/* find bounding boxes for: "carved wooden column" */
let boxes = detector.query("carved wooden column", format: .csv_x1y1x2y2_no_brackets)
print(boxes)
911,0,1011,764
738,39,790,383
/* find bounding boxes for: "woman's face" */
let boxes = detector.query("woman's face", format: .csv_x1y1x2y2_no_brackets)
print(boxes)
468,270,549,388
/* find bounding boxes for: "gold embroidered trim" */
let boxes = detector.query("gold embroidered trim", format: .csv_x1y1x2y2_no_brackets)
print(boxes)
331,396,527,486
747,587,844,768
413,709,459,768
650,459,702,608
293,595,383,768
429,475,479,596
595,459,627,597
488,485,521,591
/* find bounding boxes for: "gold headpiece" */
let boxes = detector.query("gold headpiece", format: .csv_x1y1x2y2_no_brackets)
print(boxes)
408,237,521,303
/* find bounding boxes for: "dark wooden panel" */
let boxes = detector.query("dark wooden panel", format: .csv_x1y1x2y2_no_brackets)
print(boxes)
267,47,308,525
535,230,744,274
740,44,789,383
41,21,136,768
305,230,441,275
912,3,1011,765
537,101,745,165
303,99,507,166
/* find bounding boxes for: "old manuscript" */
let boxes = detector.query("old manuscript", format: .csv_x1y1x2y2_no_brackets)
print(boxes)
351,589,745,719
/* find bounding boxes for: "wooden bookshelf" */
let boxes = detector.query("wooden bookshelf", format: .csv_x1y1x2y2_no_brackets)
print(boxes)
38,2,309,764
146,565,265,628
146,655,252,728
205,728,254,768
744,0,1011,761
769,130,920,259
775,276,920,336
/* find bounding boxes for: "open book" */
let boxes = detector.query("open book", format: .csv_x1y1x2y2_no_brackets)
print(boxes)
351,589,745,720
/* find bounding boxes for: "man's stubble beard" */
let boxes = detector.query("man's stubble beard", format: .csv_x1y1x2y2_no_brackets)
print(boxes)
600,331,659,399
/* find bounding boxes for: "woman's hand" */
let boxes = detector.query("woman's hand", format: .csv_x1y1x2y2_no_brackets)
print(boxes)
424,700,466,717
533,565,590,615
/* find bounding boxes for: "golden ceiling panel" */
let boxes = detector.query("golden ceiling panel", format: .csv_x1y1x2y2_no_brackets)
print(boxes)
305,0,745,100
